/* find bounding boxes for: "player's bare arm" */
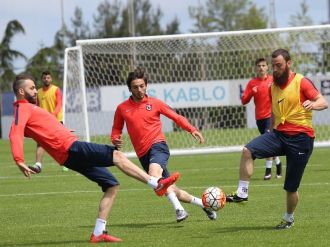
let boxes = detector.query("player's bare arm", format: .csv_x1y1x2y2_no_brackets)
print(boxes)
302,94,328,111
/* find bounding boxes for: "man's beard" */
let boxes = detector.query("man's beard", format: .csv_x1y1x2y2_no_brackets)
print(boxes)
132,91,145,101
24,92,37,104
273,66,289,86
43,82,51,87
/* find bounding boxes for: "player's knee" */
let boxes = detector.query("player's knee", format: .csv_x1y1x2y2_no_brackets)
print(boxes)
242,147,252,159
103,184,119,194
110,184,120,194
113,150,127,166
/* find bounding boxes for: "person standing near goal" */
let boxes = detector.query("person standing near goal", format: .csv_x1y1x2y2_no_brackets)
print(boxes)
9,73,180,243
29,71,68,172
241,58,282,180
226,49,328,229
111,68,217,222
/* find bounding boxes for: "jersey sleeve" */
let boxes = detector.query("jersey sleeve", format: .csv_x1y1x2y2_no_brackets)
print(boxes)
53,88,62,116
241,80,254,105
9,104,30,164
301,77,319,100
111,106,125,143
158,99,197,133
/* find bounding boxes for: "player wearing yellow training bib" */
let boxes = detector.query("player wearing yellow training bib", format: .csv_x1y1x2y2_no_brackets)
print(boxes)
226,49,328,230
37,81,63,122
29,71,68,172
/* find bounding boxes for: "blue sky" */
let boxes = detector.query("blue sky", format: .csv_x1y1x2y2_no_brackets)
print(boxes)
0,0,328,72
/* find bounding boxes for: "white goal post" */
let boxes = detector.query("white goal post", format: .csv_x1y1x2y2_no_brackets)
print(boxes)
63,25,330,157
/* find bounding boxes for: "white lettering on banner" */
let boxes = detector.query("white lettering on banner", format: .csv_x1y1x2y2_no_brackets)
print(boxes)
163,86,225,103
101,81,232,111
66,88,101,112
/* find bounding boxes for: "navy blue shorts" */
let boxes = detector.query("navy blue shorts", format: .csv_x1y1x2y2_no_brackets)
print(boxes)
256,118,271,134
139,142,171,178
245,130,314,192
64,141,119,192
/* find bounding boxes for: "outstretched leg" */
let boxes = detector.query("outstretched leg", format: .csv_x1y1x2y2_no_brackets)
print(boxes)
113,151,179,196
90,186,123,243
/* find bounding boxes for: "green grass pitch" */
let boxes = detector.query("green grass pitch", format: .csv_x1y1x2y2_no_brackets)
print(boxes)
0,139,329,247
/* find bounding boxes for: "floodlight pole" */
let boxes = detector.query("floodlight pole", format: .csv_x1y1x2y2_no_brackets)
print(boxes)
128,0,136,69
60,0,65,28
269,0,277,28
328,0,330,23
128,0,135,37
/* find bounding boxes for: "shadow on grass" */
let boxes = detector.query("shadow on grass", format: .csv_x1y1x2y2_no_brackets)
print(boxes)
211,225,275,233
79,221,185,229
113,222,185,229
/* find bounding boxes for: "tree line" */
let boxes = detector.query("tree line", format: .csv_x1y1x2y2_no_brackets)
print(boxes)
0,0,314,92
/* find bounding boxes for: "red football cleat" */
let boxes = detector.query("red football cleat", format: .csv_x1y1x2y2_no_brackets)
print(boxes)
154,172,180,196
90,231,123,243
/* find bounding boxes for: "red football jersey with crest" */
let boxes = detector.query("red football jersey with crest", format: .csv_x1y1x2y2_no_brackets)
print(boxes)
241,75,273,120
111,95,197,158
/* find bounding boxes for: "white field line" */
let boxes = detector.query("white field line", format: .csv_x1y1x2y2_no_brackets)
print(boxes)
0,182,328,198
0,164,325,180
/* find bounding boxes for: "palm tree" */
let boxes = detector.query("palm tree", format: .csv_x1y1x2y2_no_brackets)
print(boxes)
0,20,27,91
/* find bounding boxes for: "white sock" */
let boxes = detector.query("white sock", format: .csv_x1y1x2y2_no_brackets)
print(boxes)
35,162,42,168
275,157,281,165
265,160,273,168
167,191,184,211
190,196,204,208
147,176,159,189
237,180,249,198
93,218,106,236
284,212,294,222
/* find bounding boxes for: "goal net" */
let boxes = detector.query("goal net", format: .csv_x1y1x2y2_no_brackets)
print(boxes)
63,25,330,157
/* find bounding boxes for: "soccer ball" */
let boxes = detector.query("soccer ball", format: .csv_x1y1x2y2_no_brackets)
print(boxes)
202,187,226,211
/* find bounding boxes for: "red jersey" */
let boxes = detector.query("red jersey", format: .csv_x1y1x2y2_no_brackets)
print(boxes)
241,75,273,120
271,74,320,137
9,100,78,165
111,95,197,158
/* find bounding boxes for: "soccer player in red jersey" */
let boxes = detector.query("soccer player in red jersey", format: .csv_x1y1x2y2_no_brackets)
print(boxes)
9,74,180,243
241,58,282,180
226,49,328,229
111,68,217,222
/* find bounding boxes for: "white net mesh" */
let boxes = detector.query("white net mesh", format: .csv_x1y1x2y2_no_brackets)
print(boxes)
64,25,330,155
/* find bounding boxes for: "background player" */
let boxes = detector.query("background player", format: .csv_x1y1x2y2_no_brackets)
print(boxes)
9,73,180,243
241,58,282,180
111,68,217,222
226,49,328,229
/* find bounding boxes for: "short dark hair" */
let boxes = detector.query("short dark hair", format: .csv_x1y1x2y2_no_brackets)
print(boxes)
126,68,148,89
255,57,267,66
41,70,51,77
13,73,36,94
272,49,291,62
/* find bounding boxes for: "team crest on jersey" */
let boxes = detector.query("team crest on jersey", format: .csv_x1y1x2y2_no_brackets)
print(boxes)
146,104,152,111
